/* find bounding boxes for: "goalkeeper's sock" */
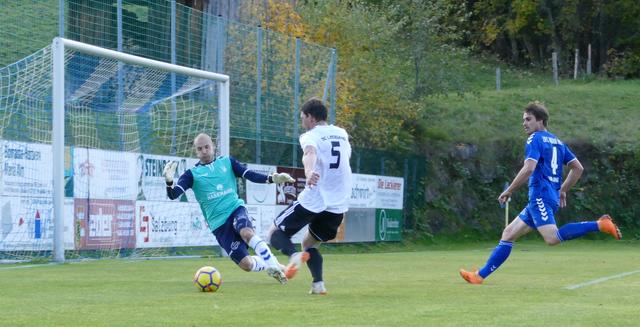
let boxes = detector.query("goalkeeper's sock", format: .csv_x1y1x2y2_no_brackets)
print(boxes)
478,240,513,279
556,221,599,242
269,229,297,257
249,235,280,268
250,255,266,272
306,248,323,282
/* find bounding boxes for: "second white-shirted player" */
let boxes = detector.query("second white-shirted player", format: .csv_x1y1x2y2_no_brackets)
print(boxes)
268,97,352,295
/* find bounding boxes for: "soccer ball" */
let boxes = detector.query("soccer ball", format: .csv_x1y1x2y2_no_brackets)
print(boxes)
193,266,222,292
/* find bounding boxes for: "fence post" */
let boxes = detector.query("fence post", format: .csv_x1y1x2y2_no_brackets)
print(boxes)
552,52,559,86
587,44,592,75
117,0,125,150
293,38,301,167
330,49,337,123
256,26,263,164
170,0,177,155
58,0,65,37
574,48,579,80
496,67,501,91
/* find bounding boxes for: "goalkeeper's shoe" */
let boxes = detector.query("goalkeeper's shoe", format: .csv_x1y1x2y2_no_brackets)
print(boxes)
266,264,288,285
284,251,310,280
597,214,622,240
309,281,327,295
459,268,484,285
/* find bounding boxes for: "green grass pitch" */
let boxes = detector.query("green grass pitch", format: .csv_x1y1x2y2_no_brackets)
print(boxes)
1,240,638,326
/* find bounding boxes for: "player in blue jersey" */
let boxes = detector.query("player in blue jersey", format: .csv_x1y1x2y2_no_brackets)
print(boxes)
163,133,295,284
460,101,621,284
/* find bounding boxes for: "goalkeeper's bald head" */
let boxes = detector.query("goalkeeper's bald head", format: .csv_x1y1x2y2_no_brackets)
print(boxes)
194,133,215,164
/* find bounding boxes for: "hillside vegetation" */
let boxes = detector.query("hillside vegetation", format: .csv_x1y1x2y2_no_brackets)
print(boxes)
423,79,640,148
416,80,640,240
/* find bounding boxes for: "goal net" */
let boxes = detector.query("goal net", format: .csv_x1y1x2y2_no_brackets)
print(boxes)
0,38,229,262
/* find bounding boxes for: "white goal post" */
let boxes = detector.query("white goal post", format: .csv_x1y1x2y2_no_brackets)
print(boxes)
51,37,230,262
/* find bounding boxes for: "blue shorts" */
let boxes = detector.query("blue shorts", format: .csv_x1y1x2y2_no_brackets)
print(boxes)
518,198,558,229
212,206,254,264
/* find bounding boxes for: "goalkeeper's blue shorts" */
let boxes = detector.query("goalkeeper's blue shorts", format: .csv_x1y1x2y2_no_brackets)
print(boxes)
518,198,558,229
212,206,253,264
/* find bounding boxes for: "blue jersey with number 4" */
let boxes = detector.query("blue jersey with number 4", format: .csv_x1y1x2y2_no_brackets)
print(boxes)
524,131,577,206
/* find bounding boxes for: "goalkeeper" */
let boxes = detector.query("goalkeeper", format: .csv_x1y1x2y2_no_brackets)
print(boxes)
164,133,294,284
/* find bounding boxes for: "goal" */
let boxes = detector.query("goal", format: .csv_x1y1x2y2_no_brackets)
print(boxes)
0,38,230,262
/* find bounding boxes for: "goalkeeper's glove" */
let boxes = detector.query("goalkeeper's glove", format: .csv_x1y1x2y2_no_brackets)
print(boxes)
163,161,178,184
270,172,295,184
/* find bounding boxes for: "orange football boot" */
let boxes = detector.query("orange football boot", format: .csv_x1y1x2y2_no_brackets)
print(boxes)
284,251,310,280
597,214,622,240
459,268,484,285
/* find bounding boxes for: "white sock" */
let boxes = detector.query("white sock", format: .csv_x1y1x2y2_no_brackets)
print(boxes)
250,255,266,272
249,235,280,268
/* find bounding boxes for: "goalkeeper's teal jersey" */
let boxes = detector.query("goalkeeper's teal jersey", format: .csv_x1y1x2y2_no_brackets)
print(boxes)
190,156,244,231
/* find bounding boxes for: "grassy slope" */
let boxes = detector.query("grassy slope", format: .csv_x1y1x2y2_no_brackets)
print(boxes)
0,241,637,326
423,79,640,149
0,1,58,67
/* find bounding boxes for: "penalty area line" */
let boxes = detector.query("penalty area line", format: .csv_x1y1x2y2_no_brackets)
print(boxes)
564,269,640,290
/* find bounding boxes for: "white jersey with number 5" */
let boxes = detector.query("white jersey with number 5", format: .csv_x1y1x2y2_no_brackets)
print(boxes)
298,125,352,214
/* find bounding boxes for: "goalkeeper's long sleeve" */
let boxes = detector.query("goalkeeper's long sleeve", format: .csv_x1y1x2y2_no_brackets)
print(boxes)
166,169,193,200
230,156,269,183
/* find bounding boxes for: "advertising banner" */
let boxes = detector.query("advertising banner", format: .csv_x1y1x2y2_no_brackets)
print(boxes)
349,174,377,208
375,176,404,210
74,148,139,200
0,197,74,251
245,164,277,205
339,208,375,242
75,199,136,250
135,201,215,248
246,204,275,240
275,167,305,205
375,209,403,241
1,141,53,197
136,153,198,202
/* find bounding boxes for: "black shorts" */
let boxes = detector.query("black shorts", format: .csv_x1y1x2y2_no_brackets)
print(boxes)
274,201,344,242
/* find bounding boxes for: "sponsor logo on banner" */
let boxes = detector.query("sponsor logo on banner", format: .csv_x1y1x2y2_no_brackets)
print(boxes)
245,164,277,205
136,154,197,202
376,176,404,209
0,197,74,251
350,174,377,208
375,209,402,241
135,201,215,248
1,141,53,197
75,199,136,250
74,148,138,200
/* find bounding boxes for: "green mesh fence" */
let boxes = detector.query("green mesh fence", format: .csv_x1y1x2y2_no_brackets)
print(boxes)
1,0,427,248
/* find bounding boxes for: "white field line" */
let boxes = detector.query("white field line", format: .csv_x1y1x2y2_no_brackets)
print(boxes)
0,263,62,271
0,255,207,271
564,269,640,290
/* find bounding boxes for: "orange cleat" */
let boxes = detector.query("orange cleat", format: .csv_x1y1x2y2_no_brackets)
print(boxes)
284,251,310,280
597,214,622,240
459,268,484,285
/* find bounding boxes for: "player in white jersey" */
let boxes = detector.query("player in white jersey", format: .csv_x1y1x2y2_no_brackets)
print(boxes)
269,98,352,295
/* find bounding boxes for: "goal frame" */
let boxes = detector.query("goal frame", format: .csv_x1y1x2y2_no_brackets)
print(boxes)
51,37,230,262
